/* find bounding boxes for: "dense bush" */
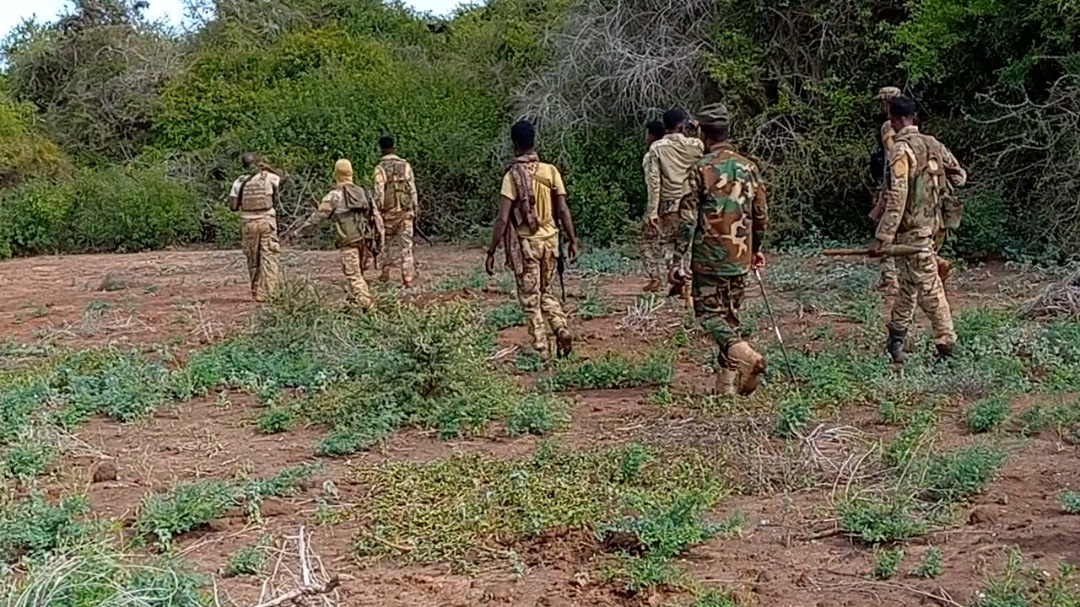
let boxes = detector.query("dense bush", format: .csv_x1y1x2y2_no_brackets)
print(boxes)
1,0,1080,257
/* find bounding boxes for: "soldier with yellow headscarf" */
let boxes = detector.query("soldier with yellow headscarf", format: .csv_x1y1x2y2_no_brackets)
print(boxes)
295,159,386,309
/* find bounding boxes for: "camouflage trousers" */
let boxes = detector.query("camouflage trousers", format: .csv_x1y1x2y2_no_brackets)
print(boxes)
693,272,747,369
889,243,956,346
643,212,685,283
381,211,415,284
241,217,281,302
340,244,374,310
872,190,899,287
514,234,568,357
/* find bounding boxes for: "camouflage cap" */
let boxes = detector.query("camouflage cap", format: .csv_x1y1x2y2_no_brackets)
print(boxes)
876,86,902,101
696,102,730,127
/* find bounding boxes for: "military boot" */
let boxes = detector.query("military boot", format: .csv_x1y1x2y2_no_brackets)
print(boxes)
714,367,738,396
379,266,392,283
935,342,955,360
556,328,573,359
727,341,767,396
885,326,907,364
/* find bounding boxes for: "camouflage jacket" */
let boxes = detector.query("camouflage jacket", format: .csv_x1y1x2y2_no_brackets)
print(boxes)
876,126,967,244
674,143,768,277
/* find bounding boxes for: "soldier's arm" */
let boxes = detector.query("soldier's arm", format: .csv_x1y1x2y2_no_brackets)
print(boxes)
372,165,387,209
881,122,895,152
298,193,335,236
644,149,661,220
875,145,910,244
405,162,419,214
487,173,515,255
672,166,702,267
750,166,768,253
552,168,576,250
941,144,967,188
227,178,242,211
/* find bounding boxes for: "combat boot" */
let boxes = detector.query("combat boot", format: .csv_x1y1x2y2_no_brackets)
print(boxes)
556,328,573,359
885,326,907,364
935,342,955,360
714,367,737,396
379,267,392,283
727,341,767,396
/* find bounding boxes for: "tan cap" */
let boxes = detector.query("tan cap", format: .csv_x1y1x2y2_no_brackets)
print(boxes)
876,86,902,101
696,102,730,127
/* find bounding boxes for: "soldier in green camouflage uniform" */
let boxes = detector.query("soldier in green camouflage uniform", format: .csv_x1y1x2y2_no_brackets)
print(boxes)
870,96,967,363
673,103,768,396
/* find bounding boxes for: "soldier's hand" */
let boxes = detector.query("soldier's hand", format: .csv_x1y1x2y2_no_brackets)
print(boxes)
667,264,682,286
752,252,766,269
566,241,578,264
485,250,496,276
645,217,659,238
867,239,886,258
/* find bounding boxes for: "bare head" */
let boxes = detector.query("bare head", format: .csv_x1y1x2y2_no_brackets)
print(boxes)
662,108,688,134
241,153,257,168
645,120,665,147
378,135,395,155
889,95,917,132
510,120,536,156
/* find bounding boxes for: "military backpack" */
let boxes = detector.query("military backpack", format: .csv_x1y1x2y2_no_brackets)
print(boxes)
332,183,383,255
238,171,274,213
379,158,414,214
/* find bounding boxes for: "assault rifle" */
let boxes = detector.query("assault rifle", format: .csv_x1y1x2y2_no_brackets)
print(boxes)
823,244,927,257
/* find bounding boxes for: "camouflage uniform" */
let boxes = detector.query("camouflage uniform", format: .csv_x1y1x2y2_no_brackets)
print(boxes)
230,169,282,302
374,154,418,287
674,103,768,396
644,132,704,294
877,125,967,360
500,157,570,360
871,86,902,293
297,159,385,310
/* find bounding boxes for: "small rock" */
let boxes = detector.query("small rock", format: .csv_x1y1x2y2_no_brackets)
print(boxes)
968,507,996,526
482,583,513,602
996,494,1009,505
756,569,774,583
600,530,644,555
91,462,118,483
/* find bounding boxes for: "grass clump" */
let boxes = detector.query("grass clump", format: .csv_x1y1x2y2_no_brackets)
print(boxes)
539,350,675,392
773,396,813,438
433,269,488,292
966,395,1011,434
504,394,571,437
872,546,904,580
0,494,91,564
256,407,295,435
222,541,269,578
920,444,1007,503
911,546,944,578
837,492,927,544
486,302,526,330
578,282,616,320
349,443,723,566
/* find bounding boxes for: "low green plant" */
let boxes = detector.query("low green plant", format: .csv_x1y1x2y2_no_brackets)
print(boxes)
920,444,1007,503
773,396,813,438
257,407,295,435
911,546,944,578
689,589,740,607
610,554,685,593
222,543,268,577
486,302,526,330
133,480,238,549
837,493,927,544
539,350,675,392
1060,490,1080,514
578,283,616,320
598,490,728,560
433,269,488,292
0,494,91,564
966,395,1011,434
872,546,904,580
504,395,571,436
3,442,57,480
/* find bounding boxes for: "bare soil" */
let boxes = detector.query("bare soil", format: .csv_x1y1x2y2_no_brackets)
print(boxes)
1,244,1076,607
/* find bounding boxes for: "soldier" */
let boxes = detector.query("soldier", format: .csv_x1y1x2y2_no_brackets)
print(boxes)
294,159,385,310
869,95,967,363
673,103,768,396
228,153,282,302
641,120,667,293
485,120,578,360
870,86,902,294
373,136,419,288
644,108,705,298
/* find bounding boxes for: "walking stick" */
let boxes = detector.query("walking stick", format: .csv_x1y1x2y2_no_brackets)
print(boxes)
754,268,797,385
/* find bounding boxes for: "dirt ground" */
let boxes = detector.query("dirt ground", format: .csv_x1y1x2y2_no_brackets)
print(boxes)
2,244,1077,607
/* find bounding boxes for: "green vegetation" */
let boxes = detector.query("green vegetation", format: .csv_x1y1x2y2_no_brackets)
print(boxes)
539,350,675,392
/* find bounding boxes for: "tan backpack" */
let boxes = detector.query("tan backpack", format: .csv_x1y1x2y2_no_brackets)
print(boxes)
379,158,414,214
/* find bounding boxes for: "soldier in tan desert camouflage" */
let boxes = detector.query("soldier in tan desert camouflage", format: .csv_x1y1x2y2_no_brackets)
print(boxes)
228,153,282,302
870,95,967,363
294,159,385,310
373,136,419,288
870,86,902,295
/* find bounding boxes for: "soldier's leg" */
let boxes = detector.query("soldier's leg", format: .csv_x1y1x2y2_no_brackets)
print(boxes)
913,250,956,354
240,220,261,300
537,236,571,357
381,217,402,282
693,274,741,395
514,238,548,358
400,217,416,286
340,245,374,310
642,229,663,292
885,255,920,363
879,256,899,293
258,218,281,300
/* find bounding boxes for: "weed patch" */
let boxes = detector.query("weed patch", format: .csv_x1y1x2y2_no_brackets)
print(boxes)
539,350,675,392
